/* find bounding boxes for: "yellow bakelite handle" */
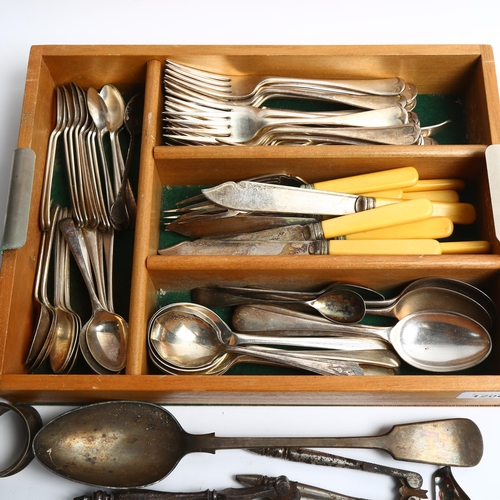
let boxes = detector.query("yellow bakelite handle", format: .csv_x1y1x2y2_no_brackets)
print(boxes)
402,189,460,203
403,178,466,192
327,239,442,255
312,167,418,194
345,217,454,240
373,198,476,224
364,189,403,199
430,202,476,224
320,198,433,239
440,241,491,254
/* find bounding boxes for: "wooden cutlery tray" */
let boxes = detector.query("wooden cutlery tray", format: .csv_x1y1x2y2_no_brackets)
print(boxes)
2,44,500,405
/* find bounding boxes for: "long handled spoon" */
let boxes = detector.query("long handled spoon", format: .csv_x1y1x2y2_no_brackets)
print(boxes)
33,401,483,489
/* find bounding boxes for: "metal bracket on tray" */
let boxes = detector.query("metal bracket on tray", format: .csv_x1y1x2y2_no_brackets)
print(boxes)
0,148,35,253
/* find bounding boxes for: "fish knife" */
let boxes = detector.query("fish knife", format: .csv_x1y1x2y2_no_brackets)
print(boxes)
159,238,443,256
202,180,394,216
214,217,454,242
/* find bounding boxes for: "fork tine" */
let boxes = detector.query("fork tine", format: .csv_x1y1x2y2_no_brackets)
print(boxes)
166,60,231,84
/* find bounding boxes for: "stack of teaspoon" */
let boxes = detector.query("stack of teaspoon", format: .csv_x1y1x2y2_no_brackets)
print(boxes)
27,83,143,374
160,166,489,256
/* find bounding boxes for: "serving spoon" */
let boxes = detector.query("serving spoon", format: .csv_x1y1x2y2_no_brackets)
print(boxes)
32,401,484,489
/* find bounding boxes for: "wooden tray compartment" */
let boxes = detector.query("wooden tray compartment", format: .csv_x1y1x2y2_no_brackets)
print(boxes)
1,44,500,405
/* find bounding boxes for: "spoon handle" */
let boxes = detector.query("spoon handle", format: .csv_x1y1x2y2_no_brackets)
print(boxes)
58,217,103,311
232,304,390,339
227,345,364,375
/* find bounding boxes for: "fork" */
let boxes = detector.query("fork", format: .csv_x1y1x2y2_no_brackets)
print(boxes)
164,104,409,144
165,74,417,111
165,60,409,97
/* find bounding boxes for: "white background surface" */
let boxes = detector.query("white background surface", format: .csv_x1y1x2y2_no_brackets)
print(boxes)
1,1,500,498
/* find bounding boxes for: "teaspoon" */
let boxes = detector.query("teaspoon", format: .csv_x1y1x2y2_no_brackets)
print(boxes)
110,93,143,230
32,401,484,489
59,217,128,372
192,287,365,323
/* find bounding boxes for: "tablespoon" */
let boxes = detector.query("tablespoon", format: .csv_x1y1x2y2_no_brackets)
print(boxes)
58,217,128,372
364,286,492,329
365,277,496,319
192,288,366,323
32,400,484,488
152,303,491,372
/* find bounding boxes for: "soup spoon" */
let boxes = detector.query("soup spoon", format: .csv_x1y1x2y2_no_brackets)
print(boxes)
148,303,397,369
150,303,490,372
32,401,484,488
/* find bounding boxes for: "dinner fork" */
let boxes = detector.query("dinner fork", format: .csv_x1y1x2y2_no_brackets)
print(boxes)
165,73,417,111
164,104,409,144
165,60,408,97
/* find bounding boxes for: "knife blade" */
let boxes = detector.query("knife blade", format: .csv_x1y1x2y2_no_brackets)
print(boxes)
166,214,319,238
202,181,381,216
215,217,454,242
159,238,443,255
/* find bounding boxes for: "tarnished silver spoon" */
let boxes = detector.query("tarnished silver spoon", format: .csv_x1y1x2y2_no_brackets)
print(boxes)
33,401,484,489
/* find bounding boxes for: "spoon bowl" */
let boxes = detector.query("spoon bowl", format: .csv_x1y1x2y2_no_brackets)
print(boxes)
365,286,492,329
32,401,484,489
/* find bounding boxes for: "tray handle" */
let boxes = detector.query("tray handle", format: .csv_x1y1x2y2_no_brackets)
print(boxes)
1,148,35,253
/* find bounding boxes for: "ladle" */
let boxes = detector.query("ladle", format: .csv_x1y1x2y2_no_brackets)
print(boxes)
110,93,143,230
192,288,366,323
32,401,484,488
59,217,128,372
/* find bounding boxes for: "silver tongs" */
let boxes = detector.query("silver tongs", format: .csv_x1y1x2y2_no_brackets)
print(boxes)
74,473,420,500
248,448,428,500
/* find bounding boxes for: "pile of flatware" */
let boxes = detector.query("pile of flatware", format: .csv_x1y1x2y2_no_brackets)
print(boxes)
163,59,450,146
160,167,489,256
28,83,142,374
154,276,492,375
